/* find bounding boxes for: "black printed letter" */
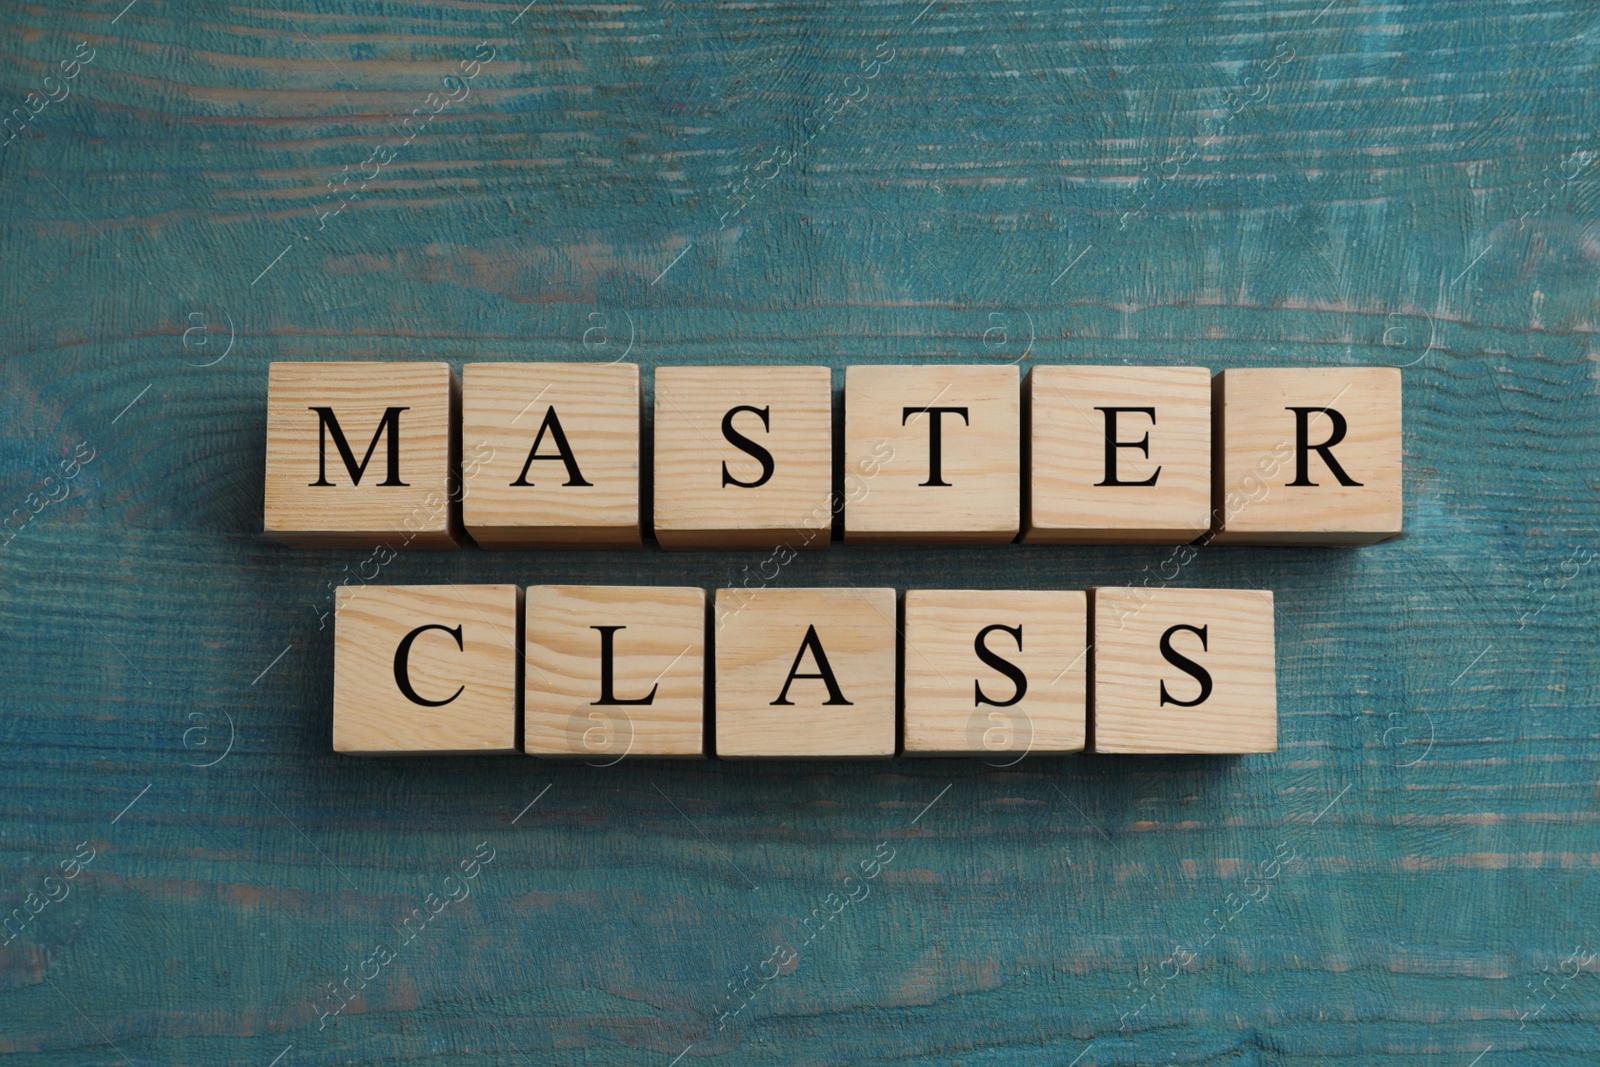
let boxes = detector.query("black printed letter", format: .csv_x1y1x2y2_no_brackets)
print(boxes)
771,624,853,706
720,405,775,488
394,623,464,707
1094,407,1161,487
1158,623,1213,707
973,624,1027,708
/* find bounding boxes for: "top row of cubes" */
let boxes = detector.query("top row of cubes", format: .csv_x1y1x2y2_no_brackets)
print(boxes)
263,362,1402,549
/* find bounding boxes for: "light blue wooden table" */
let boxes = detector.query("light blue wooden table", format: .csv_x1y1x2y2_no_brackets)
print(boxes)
1,1,1597,1063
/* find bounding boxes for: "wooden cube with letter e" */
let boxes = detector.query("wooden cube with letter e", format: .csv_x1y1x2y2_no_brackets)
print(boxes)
1211,367,1402,544
1090,587,1276,754
843,364,1020,544
524,585,706,759
1025,365,1211,543
264,361,458,548
903,590,1088,757
653,366,833,550
462,362,642,548
333,584,520,755
714,587,896,758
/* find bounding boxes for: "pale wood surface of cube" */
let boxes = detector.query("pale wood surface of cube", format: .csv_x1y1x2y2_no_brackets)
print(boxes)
714,587,896,758
524,585,706,759
843,364,1020,544
1091,587,1276,754
903,590,1087,756
1211,367,1402,544
653,366,833,550
333,584,520,755
1025,365,1212,544
264,361,458,548
462,362,641,548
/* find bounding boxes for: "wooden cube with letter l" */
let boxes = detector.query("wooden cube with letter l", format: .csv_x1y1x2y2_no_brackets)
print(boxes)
1211,367,1402,544
714,587,896,758
524,585,706,759
653,366,833,550
1025,365,1211,544
462,362,642,548
1090,587,1276,754
843,364,1020,544
903,590,1088,757
264,362,458,548
333,584,520,755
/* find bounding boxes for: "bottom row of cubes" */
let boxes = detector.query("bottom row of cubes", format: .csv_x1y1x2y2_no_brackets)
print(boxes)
332,585,1278,758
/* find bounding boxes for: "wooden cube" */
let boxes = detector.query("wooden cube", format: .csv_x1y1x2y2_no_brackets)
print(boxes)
1211,367,1402,544
1025,366,1211,544
524,585,706,759
333,584,520,755
462,363,641,548
264,362,458,548
714,587,896,758
903,590,1087,756
653,366,834,551
843,365,1020,544
1090,587,1276,754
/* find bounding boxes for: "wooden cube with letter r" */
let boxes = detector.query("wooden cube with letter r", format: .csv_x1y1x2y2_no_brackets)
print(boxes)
714,587,896,758
264,362,458,547
462,362,642,548
1211,367,1402,544
524,585,706,759
1090,587,1276,754
903,590,1088,756
333,584,520,755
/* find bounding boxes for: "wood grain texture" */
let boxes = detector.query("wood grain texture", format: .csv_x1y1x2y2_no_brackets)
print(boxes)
1,0,1598,1063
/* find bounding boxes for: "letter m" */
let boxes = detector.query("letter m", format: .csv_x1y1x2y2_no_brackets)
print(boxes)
309,406,409,487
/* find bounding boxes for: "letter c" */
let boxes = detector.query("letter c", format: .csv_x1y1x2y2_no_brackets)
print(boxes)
393,624,465,706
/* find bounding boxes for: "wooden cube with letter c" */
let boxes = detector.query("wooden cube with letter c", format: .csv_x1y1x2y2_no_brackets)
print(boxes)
333,584,520,755
1210,367,1402,544
843,364,1020,544
524,585,706,759
462,362,642,548
264,361,458,548
1024,365,1212,544
903,590,1088,757
713,587,896,758
653,366,833,550
1090,587,1276,754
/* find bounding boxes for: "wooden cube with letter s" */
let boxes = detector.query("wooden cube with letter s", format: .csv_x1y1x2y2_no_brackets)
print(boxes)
333,584,520,754
653,366,833,550
1211,367,1402,544
264,362,459,548
714,587,897,758
524,585,707,759
1090,587,1276,754
462,362,642,548
903,590,1088,757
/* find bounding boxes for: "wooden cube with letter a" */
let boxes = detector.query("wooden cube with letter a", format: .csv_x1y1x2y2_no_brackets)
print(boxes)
264,362,458,548
903,590,1087,756
843,365,1020,544
653,366,833,550
1025,366,1211,543
462,362,641,548
524,585,706,759
714,587,896,758
333,584,519,755
1090,587,1276,754
1211,367,1402,544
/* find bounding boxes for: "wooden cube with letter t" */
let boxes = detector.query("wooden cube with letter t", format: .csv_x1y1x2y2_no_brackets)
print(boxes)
1024,365,1212,543
1211,367,1402,544
843,365,1020,543
462,362,642,548
903,590,1088,756
264,362,458,548
333,584,520,755
1090,587,1276,754
524,585,706,759
714,587,896,758
653,366,833,550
